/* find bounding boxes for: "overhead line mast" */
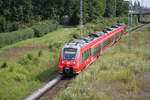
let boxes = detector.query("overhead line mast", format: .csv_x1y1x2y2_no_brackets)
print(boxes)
128,0,133,50
80,0,83,36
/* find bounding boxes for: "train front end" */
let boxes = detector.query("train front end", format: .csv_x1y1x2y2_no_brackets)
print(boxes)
58,45,80,76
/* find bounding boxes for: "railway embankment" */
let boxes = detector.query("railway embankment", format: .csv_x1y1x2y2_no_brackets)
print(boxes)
53,25,150,100
0,17,141,100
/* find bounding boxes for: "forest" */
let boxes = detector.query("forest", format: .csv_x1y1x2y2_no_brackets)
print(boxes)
0,0,129,33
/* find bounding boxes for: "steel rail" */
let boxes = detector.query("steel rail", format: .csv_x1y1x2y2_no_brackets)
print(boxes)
24,75,63,100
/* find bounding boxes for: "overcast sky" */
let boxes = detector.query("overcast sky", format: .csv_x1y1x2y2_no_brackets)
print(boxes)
129,0,150,7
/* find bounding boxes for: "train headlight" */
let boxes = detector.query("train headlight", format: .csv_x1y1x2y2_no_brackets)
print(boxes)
62,61,64,64
73,61,76,64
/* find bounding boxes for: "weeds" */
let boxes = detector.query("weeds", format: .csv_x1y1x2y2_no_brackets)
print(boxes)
1,62,8,68
18,56,30,65
27,53,33,60
14,72,27,82
32,57,40,65
54,26,150,100
0,18,147,100
38,50,43,57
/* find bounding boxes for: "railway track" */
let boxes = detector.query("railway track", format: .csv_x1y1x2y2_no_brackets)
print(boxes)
24,23,150,100
37,77,71,100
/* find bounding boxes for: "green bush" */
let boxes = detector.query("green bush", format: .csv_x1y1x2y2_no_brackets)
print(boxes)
46,20,58,30
38,50,43,57
0,28,34,48
27,53,33,60
18,57,30,65
14,72,27,82
32,20,58,37
32,57,40,65
32,24,50,37
48,41,63,49
0,16,7,32
1,62,8,68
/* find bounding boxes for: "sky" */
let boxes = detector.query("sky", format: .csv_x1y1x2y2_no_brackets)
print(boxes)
125,0,150,7
133,0,150,7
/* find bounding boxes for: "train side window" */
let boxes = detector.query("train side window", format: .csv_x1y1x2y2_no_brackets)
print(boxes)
81,48,91,62
116,32,119,38
114,34,116,39
119,31,122,35
107,38,111,44
81,52,84,62
103,40,107,47
100,43,103,50
115,33,117,39
89,48,91,56
91,48,94,56
112,36,115,41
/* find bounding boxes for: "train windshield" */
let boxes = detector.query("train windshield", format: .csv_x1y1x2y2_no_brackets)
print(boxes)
63,48,77,60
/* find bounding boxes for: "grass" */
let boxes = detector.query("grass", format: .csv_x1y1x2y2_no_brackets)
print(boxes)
0,27,77,100
53,25,150,100
0,17,134,100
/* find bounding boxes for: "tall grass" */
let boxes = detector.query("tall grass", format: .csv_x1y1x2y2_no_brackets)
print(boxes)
0,17,137,100
0,27,76,100
53,26,150,100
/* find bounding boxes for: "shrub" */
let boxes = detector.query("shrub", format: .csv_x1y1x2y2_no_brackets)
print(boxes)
0,16,7,32
38,50,43,57
32,20,58,37
32,57,40,65
32,24,50,37
48,42,62,49
0,28,34,48
13,66,29,75
46,20,58,30
70,32,80,39
1,62,8,68
27,53,33,60
14,72,27,82
18,57,30,65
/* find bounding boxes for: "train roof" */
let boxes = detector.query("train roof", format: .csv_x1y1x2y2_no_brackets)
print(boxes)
63,23,125,49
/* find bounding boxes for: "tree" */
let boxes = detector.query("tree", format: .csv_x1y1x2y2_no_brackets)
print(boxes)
0,16,7,32
116,0,128,16
104,0,115,17
85,0,106,21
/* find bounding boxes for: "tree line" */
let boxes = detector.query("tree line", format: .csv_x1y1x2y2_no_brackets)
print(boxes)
0,0,129,33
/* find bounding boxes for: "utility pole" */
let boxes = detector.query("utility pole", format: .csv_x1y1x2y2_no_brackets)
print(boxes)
115,0,117,17
141,0,143,8
80,0,83,36
128,0,132,50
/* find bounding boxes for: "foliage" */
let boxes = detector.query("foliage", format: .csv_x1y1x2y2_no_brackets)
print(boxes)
32,20,58,37
104,0,128,17
0,16,7,32
18,56,30,65
0,0,129,32
38,50,43,57
27,53,33,60
1,62,8,68
0,20,58,48
0,27,76,100
0,28,34,47
32,24,50,37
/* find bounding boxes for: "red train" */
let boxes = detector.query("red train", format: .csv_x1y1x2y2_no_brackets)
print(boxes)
58,24,126,75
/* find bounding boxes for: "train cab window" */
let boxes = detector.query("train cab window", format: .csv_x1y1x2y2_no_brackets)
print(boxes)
63,48,77,60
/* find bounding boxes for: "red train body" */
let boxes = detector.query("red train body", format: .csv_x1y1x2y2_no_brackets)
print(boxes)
58,24,126,75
